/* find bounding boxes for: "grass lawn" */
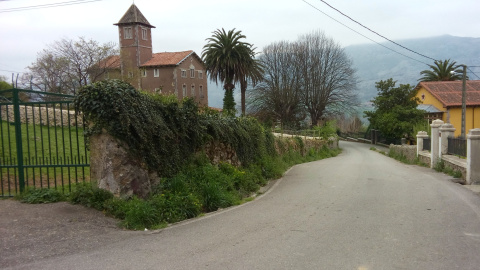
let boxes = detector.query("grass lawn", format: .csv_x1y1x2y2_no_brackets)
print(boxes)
0,120,90,195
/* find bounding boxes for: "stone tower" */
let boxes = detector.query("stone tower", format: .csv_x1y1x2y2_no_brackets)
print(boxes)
114,4,155,77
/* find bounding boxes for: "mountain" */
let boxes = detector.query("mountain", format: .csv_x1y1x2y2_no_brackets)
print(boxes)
344,35,480,103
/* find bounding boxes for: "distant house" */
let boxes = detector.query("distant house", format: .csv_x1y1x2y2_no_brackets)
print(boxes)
415,81,480,137
95,4,208,106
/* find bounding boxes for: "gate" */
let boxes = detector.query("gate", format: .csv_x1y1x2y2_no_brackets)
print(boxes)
0,88,90,197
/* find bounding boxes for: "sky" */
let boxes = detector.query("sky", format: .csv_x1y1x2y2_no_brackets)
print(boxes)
1,0,479,106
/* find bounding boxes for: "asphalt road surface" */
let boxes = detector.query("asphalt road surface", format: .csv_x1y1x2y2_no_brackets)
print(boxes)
7,141,480,270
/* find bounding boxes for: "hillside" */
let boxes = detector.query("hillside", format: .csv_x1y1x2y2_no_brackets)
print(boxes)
344,35,480,103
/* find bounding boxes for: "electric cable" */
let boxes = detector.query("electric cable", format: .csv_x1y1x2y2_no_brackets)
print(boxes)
301,0,430,66
0,0,102,13
315,0,438,62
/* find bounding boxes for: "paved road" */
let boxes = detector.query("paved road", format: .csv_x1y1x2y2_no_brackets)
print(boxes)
8,141,480,270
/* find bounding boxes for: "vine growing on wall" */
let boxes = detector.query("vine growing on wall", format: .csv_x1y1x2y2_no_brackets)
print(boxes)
75,79,274,176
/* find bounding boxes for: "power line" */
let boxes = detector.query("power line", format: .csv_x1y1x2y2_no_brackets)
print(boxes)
0,69,24,73
315,0,439,62
0,0,102,13
467,67,480,80
301,0,430,65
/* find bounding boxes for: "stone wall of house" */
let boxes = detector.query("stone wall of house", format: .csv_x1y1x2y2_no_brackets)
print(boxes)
0,105,83,127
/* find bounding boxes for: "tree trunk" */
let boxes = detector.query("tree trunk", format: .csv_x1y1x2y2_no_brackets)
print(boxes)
241,85,246,116
223,84,236,117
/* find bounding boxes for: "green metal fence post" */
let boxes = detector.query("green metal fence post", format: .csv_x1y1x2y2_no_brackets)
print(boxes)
12,89,25,192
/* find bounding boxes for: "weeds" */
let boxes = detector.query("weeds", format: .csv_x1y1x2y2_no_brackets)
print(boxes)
15,187,65,204
435,160,463,179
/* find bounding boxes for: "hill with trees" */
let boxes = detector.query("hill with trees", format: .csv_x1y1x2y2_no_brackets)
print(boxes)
344,35,480,103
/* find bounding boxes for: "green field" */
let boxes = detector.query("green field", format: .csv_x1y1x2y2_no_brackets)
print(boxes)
0,120,90,194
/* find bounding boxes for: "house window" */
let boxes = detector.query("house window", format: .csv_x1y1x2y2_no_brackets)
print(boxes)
141,69,147,77
104,71,109,79
191,84,195,97
199,85,204,98
181,69,187,78
154,68,159,77
128,71,133,78
198,71,203,79
190,68,195,78
182,84,187,97
141,28,147,40
124,27,132,39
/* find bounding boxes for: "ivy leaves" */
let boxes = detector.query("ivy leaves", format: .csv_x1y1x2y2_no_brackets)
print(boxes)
75,79,273,177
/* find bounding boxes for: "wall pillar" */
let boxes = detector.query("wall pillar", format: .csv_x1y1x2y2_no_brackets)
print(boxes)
467,128,480,185
430,119,444,168
439,123,455,159
416,131,428,157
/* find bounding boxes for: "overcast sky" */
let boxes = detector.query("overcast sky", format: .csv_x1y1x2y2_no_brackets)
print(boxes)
1,0,479,102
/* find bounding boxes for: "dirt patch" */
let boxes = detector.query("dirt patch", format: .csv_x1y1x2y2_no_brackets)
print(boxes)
0,199,137,268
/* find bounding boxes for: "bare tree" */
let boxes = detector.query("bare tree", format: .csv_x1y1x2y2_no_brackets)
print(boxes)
297,31,357,126
26,37,118,95
26,51,70,93
247,31,358,128
247,41,305,128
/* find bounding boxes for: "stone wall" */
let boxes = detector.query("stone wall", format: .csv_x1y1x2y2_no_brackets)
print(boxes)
0,105,83,127
203,141,241,167
389,144,417,162
418,151,431,166
442,155,467,181
90,133,338,198
90,132,160,199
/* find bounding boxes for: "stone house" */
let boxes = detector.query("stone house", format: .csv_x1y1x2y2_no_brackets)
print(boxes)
415,80,480,137
96,4,208,106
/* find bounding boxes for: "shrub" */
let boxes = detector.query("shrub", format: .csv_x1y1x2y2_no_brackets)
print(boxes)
314,120,337,139
16,188,65,204
120,197,161,230
69,183,113,210
146,192,202,224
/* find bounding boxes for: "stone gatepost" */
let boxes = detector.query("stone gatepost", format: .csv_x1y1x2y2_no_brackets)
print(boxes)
416,131,428,157
467,128,480,185
430,119,444,168
439,123,456,159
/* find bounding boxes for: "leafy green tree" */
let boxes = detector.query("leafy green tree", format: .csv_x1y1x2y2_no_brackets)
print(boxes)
364,79,424,140
202,28,260,116
419,59,466,81
0,75,12,90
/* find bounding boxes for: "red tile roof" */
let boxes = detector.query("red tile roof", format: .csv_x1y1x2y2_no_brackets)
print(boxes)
416,81,480,107
141,50,196,67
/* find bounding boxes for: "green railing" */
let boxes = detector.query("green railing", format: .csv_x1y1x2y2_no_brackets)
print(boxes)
0,88,90,197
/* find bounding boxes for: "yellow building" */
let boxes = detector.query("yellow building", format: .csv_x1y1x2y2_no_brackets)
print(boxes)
415,81,480,137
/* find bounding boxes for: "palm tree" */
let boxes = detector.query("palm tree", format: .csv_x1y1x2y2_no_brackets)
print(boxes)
419,59,466,81
239,56,264,116
202,28,263,116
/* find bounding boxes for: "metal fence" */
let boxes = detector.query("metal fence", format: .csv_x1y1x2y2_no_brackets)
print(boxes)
0,88,90,197
423,138,431,151
448,137,467,157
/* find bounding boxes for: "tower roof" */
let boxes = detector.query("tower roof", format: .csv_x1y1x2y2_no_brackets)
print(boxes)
114,4,155,28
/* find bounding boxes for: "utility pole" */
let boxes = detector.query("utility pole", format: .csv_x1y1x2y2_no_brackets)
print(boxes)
461,64,467,138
